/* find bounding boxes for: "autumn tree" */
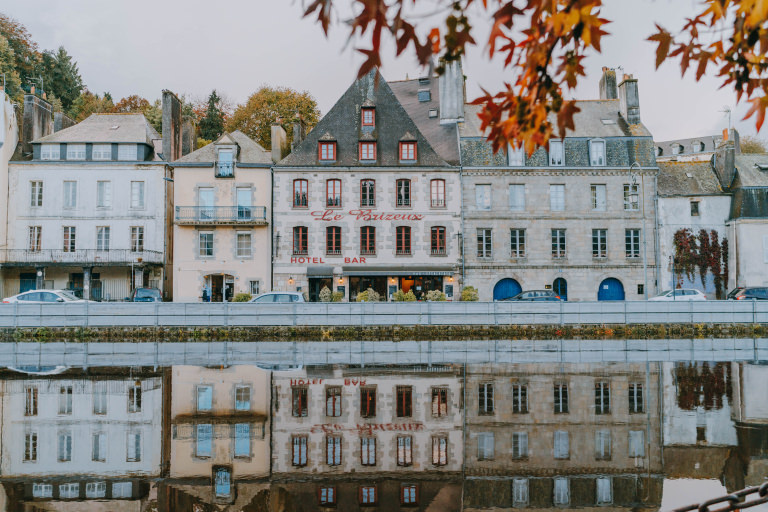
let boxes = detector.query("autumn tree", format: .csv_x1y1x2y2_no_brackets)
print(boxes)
227,86,320,149
68,90,114,122
198,90,227,141
0,34,22,101
113,95,151,113
739,135,767,153
0,13,39,82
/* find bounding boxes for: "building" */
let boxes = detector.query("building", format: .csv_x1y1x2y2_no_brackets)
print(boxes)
655,134,722,162
171,131,273,302
0,90,19,281
460,68,659,301
272,67,463,301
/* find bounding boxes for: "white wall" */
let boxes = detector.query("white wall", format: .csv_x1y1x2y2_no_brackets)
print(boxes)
0,92,20,252
729,220,768,288
741,364,768,421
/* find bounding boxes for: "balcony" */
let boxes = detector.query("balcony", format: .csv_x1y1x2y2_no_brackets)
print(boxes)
215,161,234,178
0,249,164,267
175,206,268,226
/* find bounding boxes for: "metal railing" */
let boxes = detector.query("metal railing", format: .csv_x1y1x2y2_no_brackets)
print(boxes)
0,249,164,266
215,161,234,178
175,206,267,224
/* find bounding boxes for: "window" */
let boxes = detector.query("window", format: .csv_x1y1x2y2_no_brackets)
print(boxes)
554,383,569,413
592,229,607,258
92,144,111,160
512,384,528,413
673,143,683,155
361,387,376,417
198,187,214,218
235,232,252,258
216,149,234,177
509,184,525,211
361,436,376,465
319,486,337,506
59,483,79,499
199,232,214,257
628,429,647,458
59,385,73,415
215,467,232,498
28,226,42,252
25,387,38,416
63,180,77,208
96,226,110,251
432,388,448,417
86,482,106,498
397,436,413,466
57,430,72,461
402,484,418,505
595,381,610,414
629,382,644,413
360,226,376,255
235,386,251,411
293,226,308,255
66,143,86,160
117,144,136,161
512,432,528,459
131,226,144,252
589,139,606,166
623,184,639,210
362,107,375,126
30,181,43,207
508,145,525,166
551,229,566,258
327,179,341,207
326,226,342,255
196,424,212,457
197,385,213,411
691,200,700,216
554,430,569,459
130,181,145,209
513,478,529,506
326,436,342,465
319,141,336,161
595,429,611,460
431,226,446,255
396,386,412,417
396,226,411,255
554,477,570,505
625,229,640,258
359,142,376,161
478,383,494,414
33,483,53,498
396,179,411,207
477,228,492,258
93,384,107,414
249,281,260,295
326,387,342,417
596,477,613,504
430,179,445,207
550,184,565,211
292,436,308,466
236,187,251,218
591,184,607,211
360,486,377,505
432,436,448,465
128,383,142,413
234,423,250,457
96,180,111,208
476,184,491,210
112,482,133,498
510,229,525,258
549,140,564,165
292,387,308,417
63,226,76,252
477,432,494,460
361,179,375,206
92,432,106,462
24,432,37,461
293,179,308,208
400,141,417,161
40,144,58,160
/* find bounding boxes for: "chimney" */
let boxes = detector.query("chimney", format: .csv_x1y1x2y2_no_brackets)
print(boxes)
271,123,288,163
292,118,306,152
161,90,182,162
618,74,641,125
599,67,618,99
21,93,54,158
181,120,196,156
439,59,465,125
53,112,75,132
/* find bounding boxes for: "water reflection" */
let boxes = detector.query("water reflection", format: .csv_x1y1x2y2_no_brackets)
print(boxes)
0,361,765,511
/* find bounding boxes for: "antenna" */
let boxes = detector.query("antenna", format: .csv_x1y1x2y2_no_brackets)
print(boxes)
720,106,732,129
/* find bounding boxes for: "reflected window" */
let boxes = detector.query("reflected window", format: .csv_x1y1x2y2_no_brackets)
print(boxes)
235,386,251,411
432,436,447,466
629,382,644,413
59,386,73,415
196,424,212,458
25,386,38,416
126,431,141,462
86,482,106,498
596,477,613,504
595,381,610,414
478,383,494,415
234,423,250,457
292,386,308,417
432,388,448,417
326,386,342,417
326,436,342,466
292,435,308,466
629,430,645,457
112,482,132,498
128,383,142,413
401,484,418,505
33,483,53,498
513,478,529,506
319,486,337,506
57,430,72,462
554,383,568,413
197,385,213,412
93,384,107,415
360,485,377,505
92,432,106,462
361,436,376,465
397,436,413,466
478,432,494,461
554,430,569,459
512,384,528,414
59,483,79,499
215,467,232,499
396,386,412,417
595,429,611,460
554,477,570,505
24,432,37,462
512,432,528,459
360,387,376,418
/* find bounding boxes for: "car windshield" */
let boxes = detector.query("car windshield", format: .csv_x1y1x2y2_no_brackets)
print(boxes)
135,289,160,299
656,291,672,297
57,291,80,301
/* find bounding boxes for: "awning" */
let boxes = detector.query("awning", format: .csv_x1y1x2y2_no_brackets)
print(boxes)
307,266,334,278
343,266,454,277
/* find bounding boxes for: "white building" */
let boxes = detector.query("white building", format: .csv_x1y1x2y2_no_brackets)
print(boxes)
0,90,19,268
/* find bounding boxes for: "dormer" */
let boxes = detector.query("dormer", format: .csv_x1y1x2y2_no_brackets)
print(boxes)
318,132,337,163
672,143,684,155
399,132,417,163
214,133,239,178
361,99,376,130
692,141,705,153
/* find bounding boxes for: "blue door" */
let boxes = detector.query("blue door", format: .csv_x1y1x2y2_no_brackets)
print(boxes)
493,278,522,301
553,278,568,301
598,278,625,301
19,273,36,293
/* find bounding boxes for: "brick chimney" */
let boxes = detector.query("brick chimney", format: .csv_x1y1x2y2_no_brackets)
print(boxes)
599,67,618,100
292,117,306,152
161,90,182,162
21,93,54,158
618,74,641,125
271,123,288,163
439,59,465,125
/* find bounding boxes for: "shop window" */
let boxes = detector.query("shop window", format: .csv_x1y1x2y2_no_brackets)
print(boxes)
432,388,447,416
396,386,412,417
595,381,610,414
293,226,308,255
292,436,308,466
59,483,79,499
478,383,494,415
360,179,375,207
396,179,411,207
432,436,448,465
326,436,342,466
326,386,342,417
360,226,376,255
326,226,342,255
327,179,342,207
396,226,411,255
360,387,376,418
430,179,445,207
554,383,568,413
397,436,413,466
293,179,308,208
292,386,308,417
361,436,376,465
431,226,446,255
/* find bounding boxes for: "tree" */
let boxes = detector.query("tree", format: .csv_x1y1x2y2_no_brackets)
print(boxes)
68,90,114,122
0,34,22,102
36,46,83,110
740,135,767,153
227,86,320,149
198,90,226,141
0,13,39,82
112,94,151,113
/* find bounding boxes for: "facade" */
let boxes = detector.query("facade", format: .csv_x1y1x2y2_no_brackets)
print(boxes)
272,68,463,302
172,131,273,302
460,68,659,301
0,91,19,272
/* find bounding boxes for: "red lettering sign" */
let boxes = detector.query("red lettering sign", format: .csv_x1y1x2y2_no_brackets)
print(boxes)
309,209,424,222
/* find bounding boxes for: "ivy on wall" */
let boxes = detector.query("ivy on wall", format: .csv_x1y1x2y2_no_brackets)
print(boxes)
673,229,729,299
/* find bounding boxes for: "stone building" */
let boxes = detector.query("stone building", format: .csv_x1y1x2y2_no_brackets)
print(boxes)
272,67,463,301
172,131,273,302
655,134,723,162
460,68,659,301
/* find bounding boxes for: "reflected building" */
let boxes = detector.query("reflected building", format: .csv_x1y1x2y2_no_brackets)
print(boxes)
726,363,768,491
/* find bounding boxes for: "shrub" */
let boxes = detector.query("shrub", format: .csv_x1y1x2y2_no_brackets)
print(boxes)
404,290,417,301
426,290,446,301
357,287,381,302
392,289,407,301
460,286,479,301
233,293,252,302
331,291,344,302
319,286,332,303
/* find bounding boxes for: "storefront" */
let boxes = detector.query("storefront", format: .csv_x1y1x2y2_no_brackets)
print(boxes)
344,267,456,301
307,266,334,302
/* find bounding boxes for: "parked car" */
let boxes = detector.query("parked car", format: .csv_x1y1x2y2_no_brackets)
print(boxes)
649,289,707,301
726,287,768,300
501,290,562,301
2,289,90,304
249,292,306,303
128,287,163,302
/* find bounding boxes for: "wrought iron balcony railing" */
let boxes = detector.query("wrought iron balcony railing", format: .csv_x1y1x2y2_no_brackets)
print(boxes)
175,206,268,225
0,249,164,267
215,161,234,178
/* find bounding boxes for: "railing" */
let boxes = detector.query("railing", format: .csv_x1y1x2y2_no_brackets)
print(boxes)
431,199,445,208
0,249,164,266
175,206,267,224
215,161,234,178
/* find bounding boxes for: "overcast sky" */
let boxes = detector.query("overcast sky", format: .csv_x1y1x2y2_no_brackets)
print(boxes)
3,0,759,141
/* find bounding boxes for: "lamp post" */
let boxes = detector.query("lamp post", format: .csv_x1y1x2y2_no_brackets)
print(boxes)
629,161,648,299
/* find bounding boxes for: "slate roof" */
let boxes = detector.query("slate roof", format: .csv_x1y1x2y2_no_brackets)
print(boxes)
734,154,768,187
174,130,271,165
34,113,160,146
657,160,724,197
655,135,720,158
729,154,768,218
277,70,453,168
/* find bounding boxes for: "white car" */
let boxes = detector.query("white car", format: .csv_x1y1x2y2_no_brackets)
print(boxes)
648,289,707,301
248,292,306,303
2,289,90,304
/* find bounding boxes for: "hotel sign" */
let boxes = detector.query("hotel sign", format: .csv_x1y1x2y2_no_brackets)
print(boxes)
311,209,425,222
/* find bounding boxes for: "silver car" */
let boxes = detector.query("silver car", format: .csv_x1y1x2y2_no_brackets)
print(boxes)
2,289,90,304
648,289,707,301
249,292,306,303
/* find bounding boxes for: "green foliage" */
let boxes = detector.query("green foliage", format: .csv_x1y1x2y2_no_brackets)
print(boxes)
460,286,479,302
356,287,381,302
0,34,22,102
36,46,83,110
196,138,213,148
233,293,252,302
319,286,332,302
331,291,344,302
68,90,114,121
199,90,226,141
426,290,446,301
0,13,39,80
144,100,163,133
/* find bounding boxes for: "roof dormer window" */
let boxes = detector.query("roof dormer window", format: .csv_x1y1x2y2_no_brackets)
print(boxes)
672,144,683,155
359,141,376,162
92,144,111,161
508,144,525,167
549,140,564,166
66,144,86,161
216,148,234,178
362,107,375,127
589,139,606,166
692,141,705,153
117,144,137,161
319,141,336,162
40,144,58,161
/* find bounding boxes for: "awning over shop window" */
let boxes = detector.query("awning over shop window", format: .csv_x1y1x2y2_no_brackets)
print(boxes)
343,266,454,277
307,266,334,278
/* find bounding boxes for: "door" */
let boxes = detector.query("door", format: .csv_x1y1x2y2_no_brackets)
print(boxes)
493,278,522,301
553,278,568,301
598,278,625,301
209,275,223,302
19,272,36,293
236,187,252,219
198,187,214,219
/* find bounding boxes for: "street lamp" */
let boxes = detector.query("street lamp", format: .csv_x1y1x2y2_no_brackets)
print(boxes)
629,161,649,299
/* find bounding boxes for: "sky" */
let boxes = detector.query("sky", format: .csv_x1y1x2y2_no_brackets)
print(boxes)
3,0,759,141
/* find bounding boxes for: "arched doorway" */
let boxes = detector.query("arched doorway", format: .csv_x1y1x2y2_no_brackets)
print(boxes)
493,278,522,301
203,274,235,302
553,278,568,301
598,278,625,301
